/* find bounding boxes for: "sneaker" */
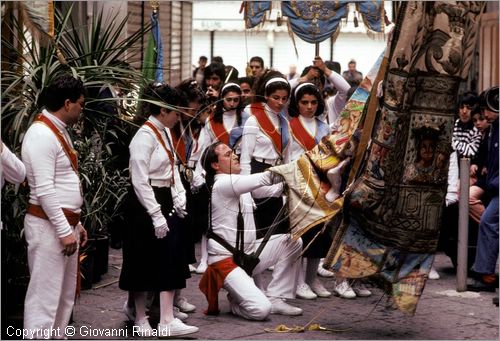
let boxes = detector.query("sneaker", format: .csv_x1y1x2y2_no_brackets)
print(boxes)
352,281,372,297
122,300,135,321
296,283,317,299
174,296,196,313
196,262,207,274
268,266,275,271
189,264,196,273
270,298,303,316
309,279,332,298
158,318,199,338
133,316,154,337
173,307,188,321
317,262,335,278
333,279,356,299
428,267,440,280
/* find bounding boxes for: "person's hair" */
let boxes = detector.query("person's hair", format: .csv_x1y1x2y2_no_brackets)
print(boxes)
238,77,254,88
200,141,223,190
348,59,356,66
212,56,224,64
249,56,264,68
199,56,208,62
225,65,239,83
143,82,187,117
479,86,499,113
288,83,325,118
300,66,326,89
204,63,226,89
213,83,244,125
458,91,479,108
43,74,85,112
176,78,206,105
252,69,290,103
325,61,341,74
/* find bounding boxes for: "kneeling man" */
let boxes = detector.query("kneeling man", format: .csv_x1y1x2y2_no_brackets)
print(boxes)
199,142,302,320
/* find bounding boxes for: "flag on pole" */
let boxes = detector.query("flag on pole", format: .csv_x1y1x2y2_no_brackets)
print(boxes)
142,10,163,83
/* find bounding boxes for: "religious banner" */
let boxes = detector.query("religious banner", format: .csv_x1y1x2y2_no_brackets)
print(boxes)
244,1,385,43
271,1,484,315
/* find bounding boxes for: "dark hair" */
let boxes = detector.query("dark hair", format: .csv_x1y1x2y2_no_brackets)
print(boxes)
249,56,264,68
43,74,85,112
212,56,224,64
199,56,208,62
204,63,226,89
200,141,223,190
325,61,341,74
458,91,479,108
300,66,326,90
348,59,356,65
213,83,243,125
238,77,254,88
479,86,499,113
176,78,206,105
143,83,187,117
252,69,290,103
225,65,239,83
289,83,325,118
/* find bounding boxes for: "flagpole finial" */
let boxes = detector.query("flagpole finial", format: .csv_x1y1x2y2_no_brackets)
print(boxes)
150,0,159,13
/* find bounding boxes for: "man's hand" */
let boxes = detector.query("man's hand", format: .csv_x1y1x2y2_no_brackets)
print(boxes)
313,56,331,76
77,223,88,248
59,233,78,256
154,223,169,239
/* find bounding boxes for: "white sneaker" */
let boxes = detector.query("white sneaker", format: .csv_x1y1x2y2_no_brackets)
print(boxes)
158,318,199,337
133,316,155,337
267,266,275,271
189,264,196,273
428,266,440,280
296,283,317,299
174,296,196,313
122,300,135,321
309,279,332,298
333,279,356,299
317,262,335,278
196,262,207,274
352,281,372,297
173,306,188,321
270,298,303,316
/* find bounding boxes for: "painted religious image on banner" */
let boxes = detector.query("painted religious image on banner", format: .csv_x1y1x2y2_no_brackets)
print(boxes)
402,123,450,185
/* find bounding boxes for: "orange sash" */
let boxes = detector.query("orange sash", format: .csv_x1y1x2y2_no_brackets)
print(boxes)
208,115,230,146
290,117,316,151
251,103,283,155
169,128,187,164
34,114,78,174
144,121,175,184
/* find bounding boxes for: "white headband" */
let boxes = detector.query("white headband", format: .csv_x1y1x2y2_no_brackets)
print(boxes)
265,77,288,89
221,82,241,93
294,82,316,98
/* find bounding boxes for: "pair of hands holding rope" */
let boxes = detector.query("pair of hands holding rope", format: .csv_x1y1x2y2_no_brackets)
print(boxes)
154,193,187,239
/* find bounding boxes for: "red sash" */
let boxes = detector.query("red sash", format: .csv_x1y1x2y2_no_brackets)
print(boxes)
208,115,230,146
169,128,187,164
199,257,238,315
290,117,316,151
34,114,78,174
144,121,175,184
251,103,282,155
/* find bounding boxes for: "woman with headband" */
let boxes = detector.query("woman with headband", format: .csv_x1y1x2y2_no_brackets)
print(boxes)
119,83,199,337
191,82,250,274
287,82,333,300
240,70,292,240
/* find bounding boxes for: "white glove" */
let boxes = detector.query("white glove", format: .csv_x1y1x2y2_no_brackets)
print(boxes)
154,222,169,239
445,192,459,207
173,193,187,218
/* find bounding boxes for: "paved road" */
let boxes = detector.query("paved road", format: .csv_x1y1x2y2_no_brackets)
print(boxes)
70,247,498,340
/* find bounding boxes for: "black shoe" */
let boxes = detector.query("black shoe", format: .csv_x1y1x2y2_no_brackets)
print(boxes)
493,297,499,306
467,278,497,292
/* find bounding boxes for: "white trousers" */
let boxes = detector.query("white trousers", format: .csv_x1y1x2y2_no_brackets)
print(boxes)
23,214,79,339
223,234,302,320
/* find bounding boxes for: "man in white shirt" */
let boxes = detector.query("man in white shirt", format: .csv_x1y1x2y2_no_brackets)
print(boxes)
199,142,303,320
22,74,87,338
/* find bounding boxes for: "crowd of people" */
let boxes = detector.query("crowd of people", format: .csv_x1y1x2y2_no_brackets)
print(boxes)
1,53,498,338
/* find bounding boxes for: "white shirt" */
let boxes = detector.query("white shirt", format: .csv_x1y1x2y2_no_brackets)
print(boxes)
207,172,276,264
22,110,83,237
288,115,328,162
129,116,184,228
239,104,290,175
325,72,350,128
1,143,26,188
